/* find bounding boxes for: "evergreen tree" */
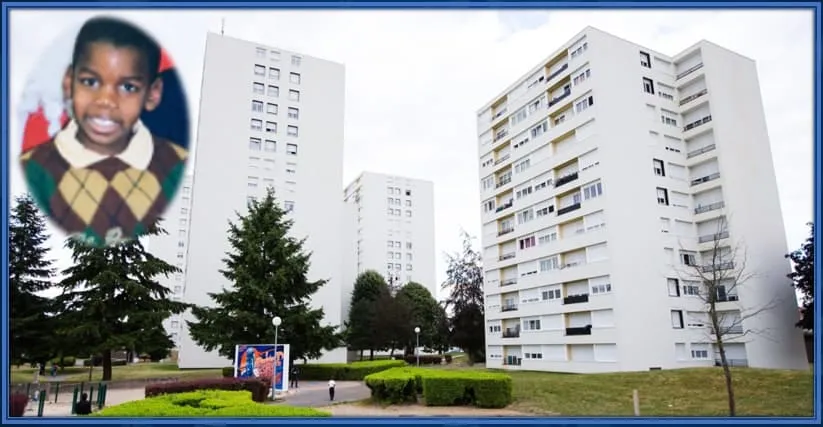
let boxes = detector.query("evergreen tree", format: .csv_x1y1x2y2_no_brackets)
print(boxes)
396,282,440,352
187,189,340,363
9,194,57,367
787,222,814,330
346,270,391,359
441,231,485,363
56,221,188,381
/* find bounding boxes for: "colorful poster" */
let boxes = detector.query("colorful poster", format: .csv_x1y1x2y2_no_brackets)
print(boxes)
233,344,290,393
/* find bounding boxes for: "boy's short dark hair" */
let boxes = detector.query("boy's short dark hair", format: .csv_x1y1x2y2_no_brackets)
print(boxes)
72,16,161,81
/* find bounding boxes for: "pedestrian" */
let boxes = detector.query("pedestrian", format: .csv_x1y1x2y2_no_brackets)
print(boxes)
75,393,92,415
51,362,58,377
290,366,299,389
328,378,336,401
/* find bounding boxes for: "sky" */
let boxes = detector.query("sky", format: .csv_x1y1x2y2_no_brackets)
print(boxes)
8,8,815,302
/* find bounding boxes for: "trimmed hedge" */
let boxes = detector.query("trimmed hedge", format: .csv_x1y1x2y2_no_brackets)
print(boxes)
94,390,330,417
298,360,405,381
145,377,271,403
50,356,77,367
399,355,442,365
222,367,235,378
364,367,513,409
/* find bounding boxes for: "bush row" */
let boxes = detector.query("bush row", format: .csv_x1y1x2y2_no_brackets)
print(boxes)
145,378,271,403
393,355,448,365
49,356,77,367
95,390,330,417
364,367,512,409
298,360,405,381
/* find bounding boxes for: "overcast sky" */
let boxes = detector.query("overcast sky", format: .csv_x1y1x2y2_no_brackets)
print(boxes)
8,9,814,301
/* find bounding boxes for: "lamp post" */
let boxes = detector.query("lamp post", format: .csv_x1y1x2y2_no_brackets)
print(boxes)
414,327,421,366
271,316,282,399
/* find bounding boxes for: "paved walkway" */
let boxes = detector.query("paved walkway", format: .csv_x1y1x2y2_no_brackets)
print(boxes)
277,381,371,407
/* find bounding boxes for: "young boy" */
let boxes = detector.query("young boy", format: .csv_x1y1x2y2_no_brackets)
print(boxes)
20,16,188,247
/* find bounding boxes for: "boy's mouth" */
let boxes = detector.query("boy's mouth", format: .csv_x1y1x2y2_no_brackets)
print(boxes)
86,117,121,137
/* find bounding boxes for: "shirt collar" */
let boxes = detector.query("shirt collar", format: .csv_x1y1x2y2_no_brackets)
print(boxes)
54,119,154,169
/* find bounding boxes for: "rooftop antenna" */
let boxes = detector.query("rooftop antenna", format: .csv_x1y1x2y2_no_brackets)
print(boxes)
220,18,225,36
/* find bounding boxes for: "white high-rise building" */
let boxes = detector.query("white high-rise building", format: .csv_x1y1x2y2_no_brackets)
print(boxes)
176,33,347,368
476,27,808,373
343,172,437,297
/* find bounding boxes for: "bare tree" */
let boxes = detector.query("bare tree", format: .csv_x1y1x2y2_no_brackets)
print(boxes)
674,216,777,417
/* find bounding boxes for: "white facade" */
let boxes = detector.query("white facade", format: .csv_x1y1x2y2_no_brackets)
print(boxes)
343,172,437,297
177,33,348,368
477,27,808,373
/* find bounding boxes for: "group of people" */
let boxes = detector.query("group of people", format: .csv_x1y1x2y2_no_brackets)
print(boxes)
288,365,337,401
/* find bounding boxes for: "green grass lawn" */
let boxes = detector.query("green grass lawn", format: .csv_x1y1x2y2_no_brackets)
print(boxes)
9,362,222,384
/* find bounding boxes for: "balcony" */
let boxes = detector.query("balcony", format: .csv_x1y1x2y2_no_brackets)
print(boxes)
494,128,510,143
680,88,708,106
495,199,513,213
548,89,572,108
716,294,739,302
501,278,518,287
499,252,516,262
496,177,512,188
700,261,735,273
502,329,520,338
554,172,579,188
711,325,744,335
501,304,518,312
683,115,712,132
690,172,721,186
497,227,515,237
493,108,508,121
563,294,589,305
694,201,725,215
494,153,511,165
565,325,592,336
698,231,730,243
546,63,569,82
676,62,704,80
687,143,716,159
557,203,581,216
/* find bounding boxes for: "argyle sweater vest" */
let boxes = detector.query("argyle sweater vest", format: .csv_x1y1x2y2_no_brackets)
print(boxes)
21,137,188,247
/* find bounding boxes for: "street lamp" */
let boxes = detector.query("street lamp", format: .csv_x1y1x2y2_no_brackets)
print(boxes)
414,326,421,366
271,316,282,399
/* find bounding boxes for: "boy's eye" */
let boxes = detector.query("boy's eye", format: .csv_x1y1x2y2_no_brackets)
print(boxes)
121,83,140,93
78,77,98,87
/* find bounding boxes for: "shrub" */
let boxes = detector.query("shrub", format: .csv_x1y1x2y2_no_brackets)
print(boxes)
95,390,330,417
365,367,512,409
221,367,235,378
364,367,421,404
298,360,405,381
444,355,453,364
145,377,271,403
403,355,442,365
50,356,77,367
9,393,28,417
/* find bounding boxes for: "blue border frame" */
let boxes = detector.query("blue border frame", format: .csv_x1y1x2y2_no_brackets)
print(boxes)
1,0,820,425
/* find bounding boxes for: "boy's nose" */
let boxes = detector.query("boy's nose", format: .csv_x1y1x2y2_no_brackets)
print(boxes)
94,87,118,107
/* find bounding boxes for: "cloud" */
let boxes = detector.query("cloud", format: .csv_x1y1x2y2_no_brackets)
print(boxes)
8,9,814,300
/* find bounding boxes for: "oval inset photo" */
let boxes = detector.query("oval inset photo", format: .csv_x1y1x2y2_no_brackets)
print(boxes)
19,15,190,247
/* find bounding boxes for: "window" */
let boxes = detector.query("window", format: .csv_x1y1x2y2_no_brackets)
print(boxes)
405,189,412,196
488,324,502,333
539,256,559,272
573,68,591,85
287,125,299,137
291,55,302,66
690,345,709,359
640,51,651,68
575,96,594,113
523,319,541,331
270,50,281,61
517,209,534,224
661,111,678,126
253,64,265,76
542,288,561,300
583,181,602,200
591,282,612,294
660,217,670,233
251,100,263,112
284,201,295,213
407,253,413,261
387,187,395,195
289,90,300,102
668,278,680,297
267,85,279,97
177,240,185,248
247,176,259,188
683,282,701,296
656,187,669,205
387,251,394,259
406,242,412,249
249,137,262,150
515,159,531,174
570,41,588,58
286,143,298,155
653,159,665,176
516,186,533,199
395,263,401,270
250,119,262,131
255,47,266,57
681,252,697,266
265,121,277,133
176,252,184,259
387,263,394,270
530,121,548,138
253,82,265,94
406,264,413,271
269,67,280,80
267,103,278,115
519,236,536,250
406,210,412,217
288,107,299,119
538,229,557,245
181,207,189,215
290,72,301,84
387,241,394,248
405,200,412,207
264,140,276,152
671,310,684,329
642,77,655,95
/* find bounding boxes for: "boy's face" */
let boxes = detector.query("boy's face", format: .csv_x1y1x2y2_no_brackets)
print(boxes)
63,42,163,151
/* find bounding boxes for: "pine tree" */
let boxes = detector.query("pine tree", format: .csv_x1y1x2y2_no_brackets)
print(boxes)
787,222,814,330
346,270,391,359
56,221,188,380
187,189,340,363
441,231,486,363
9,194,57,367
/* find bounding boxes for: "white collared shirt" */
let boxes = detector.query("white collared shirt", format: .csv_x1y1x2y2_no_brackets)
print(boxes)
54,119,154,170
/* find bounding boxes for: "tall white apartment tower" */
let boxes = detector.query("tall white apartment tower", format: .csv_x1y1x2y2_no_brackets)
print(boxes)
343,172,437,297
177,33,347,368
476,27,807,373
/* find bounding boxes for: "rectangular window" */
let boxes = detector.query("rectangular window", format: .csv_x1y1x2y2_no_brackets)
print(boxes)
288,107,299,119
253,82,265,94
249,137,262,151
286,143,298,155
406,242,412,249
640,51,651,68
289,90,300,101
250,119,263,131
284,201,295,213
642,77,655,95
268,85,279,97
247,176,259,188
575,96,594,113
406,210,412,217
542,288,561,300
264,140,276,152
530,121,548,138
539,256,559,272
287,125,299,137
265,121,277,133
267,103,278,115
252,100,264,112
269,67,280,80
255,47,266,57
573,68,591,86
290,72,301,84
653,159,665,176
583,181,603,200
671,310,684,329
656,187,669,205
668,278,680,297
291,55,302,66
270,50,281,61
515,159,531,174
681,252,697,266
519,236,536,250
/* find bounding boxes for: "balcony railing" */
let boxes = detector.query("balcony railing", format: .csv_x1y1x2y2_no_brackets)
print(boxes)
548,89,572,108
687,143,716,159
493,108,508,120
499,252,516,261
565,325,592,336
494,153,511,165
554,171,579,188
546,63,569,82
496,177,512,188
679,88,708,106
501,278,518,287
495,200,513,213
676,62,704,80
691,172,721,186
694,201,725,214
563,294,589,305
557,203,581,216
715,358,748,367
698,231,730,243
501,304,518,312
494,129,509,142
700,261,735,273
502,329,520,338
712,325,744,335
683,115,713,132
717,294,739,302
497,228,514,237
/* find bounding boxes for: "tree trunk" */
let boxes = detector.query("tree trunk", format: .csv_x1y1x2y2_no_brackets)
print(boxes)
369,349,374,361
716,338,736,416
358,349,363,361
102,349,113,381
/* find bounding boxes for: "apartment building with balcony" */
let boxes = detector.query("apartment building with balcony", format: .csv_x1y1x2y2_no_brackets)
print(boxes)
176,33,348,368
343,172,437,296
476,26,807,373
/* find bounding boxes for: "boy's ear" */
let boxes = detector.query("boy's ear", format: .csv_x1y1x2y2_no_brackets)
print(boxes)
143,77,164,112
62,66,73,101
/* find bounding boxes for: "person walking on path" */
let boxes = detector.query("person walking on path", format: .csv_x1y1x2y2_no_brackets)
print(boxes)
328,379,336,401
290,366,300,389
75,393,92,415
